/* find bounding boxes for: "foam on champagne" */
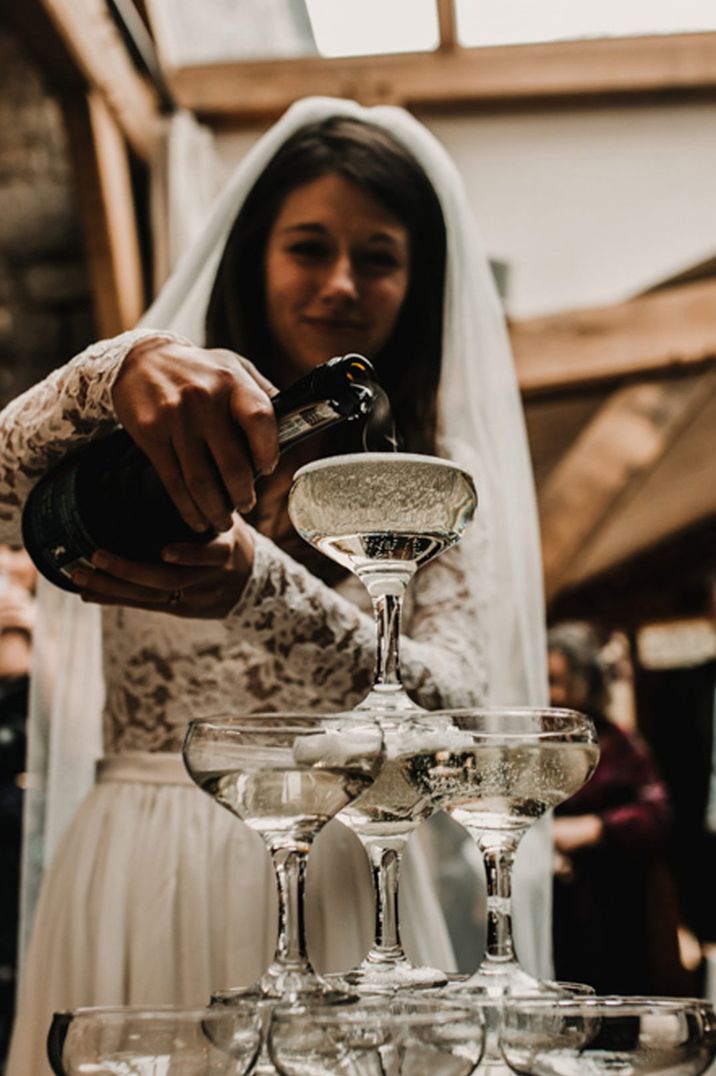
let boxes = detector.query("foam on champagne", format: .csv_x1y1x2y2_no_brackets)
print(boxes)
289,453,477,585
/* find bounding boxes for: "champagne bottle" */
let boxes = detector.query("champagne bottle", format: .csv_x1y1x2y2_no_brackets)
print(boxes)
22,353,381,592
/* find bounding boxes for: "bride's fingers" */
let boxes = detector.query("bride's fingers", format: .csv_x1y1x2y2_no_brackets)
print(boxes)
81,589,175,609
171,428,236,534
161,537,234,567
141,436,210,534
73,569,236,618
78,551,213,591
71,567,181,606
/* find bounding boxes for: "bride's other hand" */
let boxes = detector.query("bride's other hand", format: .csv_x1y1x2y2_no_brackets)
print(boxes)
112,337,279,535
70,516,255,619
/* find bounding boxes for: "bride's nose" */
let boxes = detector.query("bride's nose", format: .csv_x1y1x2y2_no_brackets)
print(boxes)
319,254,358,302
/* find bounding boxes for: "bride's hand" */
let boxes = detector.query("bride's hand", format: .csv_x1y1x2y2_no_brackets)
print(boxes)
112,337,279,535
70,515,254,619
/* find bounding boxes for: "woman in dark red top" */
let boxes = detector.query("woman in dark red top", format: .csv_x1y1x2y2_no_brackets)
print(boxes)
548,622,672,994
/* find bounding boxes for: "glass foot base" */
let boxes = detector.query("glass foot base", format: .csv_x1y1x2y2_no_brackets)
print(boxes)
445,960,544,999
212,963,356,1005
541,979,596,996
327,954,447,995
440,964,579,1072
212,981,353,1006
353,686,424,713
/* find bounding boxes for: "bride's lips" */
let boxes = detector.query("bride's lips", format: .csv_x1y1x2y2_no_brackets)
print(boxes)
303,317,365,332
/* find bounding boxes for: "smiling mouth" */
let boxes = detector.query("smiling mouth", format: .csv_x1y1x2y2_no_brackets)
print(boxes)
304,317,365,331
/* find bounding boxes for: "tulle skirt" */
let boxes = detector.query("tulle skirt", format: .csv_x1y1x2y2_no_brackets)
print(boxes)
6,752,455,1076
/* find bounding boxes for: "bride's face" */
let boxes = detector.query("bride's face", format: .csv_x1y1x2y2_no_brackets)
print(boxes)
264,172,410,381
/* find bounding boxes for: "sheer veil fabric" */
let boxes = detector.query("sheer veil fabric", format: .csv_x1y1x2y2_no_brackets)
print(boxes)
24,97,551,973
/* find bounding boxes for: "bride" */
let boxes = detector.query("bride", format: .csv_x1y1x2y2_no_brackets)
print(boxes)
1,96,550,1075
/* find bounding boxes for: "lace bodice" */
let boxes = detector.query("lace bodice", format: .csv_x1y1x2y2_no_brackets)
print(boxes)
0,332,489,753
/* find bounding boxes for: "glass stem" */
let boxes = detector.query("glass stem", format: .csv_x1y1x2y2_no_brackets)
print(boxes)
356,578,421,712
366,841,404,957
270,846,310,970
372,590,404,690
479,833,519,965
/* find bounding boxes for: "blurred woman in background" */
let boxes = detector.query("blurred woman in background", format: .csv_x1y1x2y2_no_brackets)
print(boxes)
548,620,674,993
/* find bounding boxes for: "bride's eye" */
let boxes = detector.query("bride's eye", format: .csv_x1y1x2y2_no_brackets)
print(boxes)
358,249,402,272
287,241,329,261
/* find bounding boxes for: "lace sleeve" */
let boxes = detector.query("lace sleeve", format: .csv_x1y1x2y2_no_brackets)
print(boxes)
402,540,487,709
228,529,486,710
0,329,182,546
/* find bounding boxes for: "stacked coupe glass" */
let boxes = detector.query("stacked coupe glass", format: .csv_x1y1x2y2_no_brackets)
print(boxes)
49,453,716,1076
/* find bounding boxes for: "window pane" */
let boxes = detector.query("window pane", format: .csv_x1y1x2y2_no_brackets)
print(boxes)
147,0,440,66
147,0,318,66
455,0,716,48
305,0,439,57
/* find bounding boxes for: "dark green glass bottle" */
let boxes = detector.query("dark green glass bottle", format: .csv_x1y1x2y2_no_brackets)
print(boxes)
23,353,380,591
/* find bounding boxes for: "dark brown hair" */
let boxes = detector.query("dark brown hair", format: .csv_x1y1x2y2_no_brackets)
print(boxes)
205,115,447,454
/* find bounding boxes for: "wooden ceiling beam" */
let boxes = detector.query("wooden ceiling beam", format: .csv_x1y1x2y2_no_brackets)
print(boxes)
1,0,160,160
510,277,716,396
164,32,716,119
538,368,716,602
548,511,716,625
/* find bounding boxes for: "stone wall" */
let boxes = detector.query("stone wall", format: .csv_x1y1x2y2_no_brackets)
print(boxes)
0,25,95,411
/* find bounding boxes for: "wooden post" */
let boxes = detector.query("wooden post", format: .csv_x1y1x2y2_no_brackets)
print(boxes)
62,92,147,336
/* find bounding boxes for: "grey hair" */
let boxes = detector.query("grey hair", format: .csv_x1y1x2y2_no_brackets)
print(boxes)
547,621,609,714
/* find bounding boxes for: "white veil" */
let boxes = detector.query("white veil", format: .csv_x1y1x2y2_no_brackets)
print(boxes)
140,97,547,708
24,97,550,973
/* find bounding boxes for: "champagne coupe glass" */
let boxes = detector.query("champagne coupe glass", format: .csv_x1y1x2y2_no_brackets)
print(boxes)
288,452,477,991
499,996,716,1075
288,452,477,714
400,708,600,998
183,714,384,1002
433,979,596,1076
335,711,459,991
48,1004,263,1075
268,995,485,1075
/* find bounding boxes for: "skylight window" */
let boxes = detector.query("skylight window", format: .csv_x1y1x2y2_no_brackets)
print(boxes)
304,0,439,58
455,0,716,48
146,0,318,66
145,0,716,69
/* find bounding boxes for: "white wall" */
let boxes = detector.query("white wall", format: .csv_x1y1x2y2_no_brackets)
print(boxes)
214,99,716,318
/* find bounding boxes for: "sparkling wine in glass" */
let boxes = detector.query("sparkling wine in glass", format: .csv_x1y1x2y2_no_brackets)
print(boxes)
335,712,463,991
288,452,477,713
398,708,599,1072
182,715,384,1002
48,1004,263,1075
288,452,477,991
400,708,599,997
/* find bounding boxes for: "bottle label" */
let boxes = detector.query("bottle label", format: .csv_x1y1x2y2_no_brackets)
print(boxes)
277,400,341,449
